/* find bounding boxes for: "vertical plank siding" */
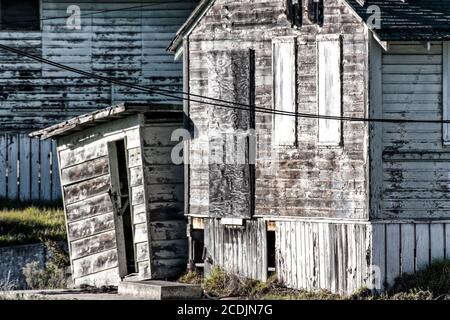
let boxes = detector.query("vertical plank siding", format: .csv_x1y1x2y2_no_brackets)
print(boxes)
204,218,268,282
0,133,61,201
276,221,371,295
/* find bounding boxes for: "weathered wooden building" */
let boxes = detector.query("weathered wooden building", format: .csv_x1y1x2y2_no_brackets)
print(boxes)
0,0,197,201
169,0,450,293
30,103,187,287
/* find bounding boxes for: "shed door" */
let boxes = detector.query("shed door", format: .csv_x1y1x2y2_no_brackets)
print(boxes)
108,139,136,277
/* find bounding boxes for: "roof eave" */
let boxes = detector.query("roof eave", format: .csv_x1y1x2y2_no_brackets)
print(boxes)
167,0,216,55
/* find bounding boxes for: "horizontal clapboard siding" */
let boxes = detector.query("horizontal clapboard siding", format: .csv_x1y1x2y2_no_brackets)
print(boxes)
381,42,450,219
0,133,61,201
0,0,197,130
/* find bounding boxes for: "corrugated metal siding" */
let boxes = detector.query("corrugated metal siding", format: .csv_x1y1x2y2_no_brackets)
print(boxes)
381,42,449,219
0,0,198,130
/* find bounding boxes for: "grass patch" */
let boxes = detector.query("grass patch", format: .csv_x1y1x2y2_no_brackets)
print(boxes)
200,264,450,300
0,205,66,247
389,260,450,298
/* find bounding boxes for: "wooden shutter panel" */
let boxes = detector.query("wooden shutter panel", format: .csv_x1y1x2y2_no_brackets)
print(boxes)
273,37,297,146
317,35,342,145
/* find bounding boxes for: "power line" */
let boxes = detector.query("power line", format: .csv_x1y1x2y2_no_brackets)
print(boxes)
0,43,449,124
0,1,187,28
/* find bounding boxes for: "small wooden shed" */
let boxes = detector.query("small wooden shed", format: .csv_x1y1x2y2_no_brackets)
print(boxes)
30,103,187,287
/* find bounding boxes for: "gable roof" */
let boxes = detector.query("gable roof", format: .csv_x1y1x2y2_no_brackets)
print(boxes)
30,103,182,140
345,0,450,41
168,0,450,55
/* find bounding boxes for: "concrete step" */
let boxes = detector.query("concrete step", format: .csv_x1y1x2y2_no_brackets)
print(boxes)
118,280,203,300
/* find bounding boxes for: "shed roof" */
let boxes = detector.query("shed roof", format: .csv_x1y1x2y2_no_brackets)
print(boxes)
345,0,450,41
30,103,183,140
168,0,450,55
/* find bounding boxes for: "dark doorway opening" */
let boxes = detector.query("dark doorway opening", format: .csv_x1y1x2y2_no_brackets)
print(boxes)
267,229,276,276
109,139,136,276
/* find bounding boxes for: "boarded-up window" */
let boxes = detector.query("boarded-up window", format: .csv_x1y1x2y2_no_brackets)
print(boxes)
444,42,450,144
317,35,342,145
273,38,296,146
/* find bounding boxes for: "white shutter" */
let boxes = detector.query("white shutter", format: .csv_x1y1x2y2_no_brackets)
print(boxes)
273,37,296,146
317,35,342,145
443,42,450,144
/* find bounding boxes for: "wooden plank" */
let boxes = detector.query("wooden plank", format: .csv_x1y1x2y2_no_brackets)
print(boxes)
430,224,445,262
136,242,149,263
40,140,52,201
66,193,113,222
318,35,341,145
273,38,296,146
134,223,148,244
400,224,415,274
59,141,107,169
71,231,117,260
151,239,187,260
131,185,145,205
129,166,143,187
30,138,40,201
149,220,187,241
416,224,430,271
72,249,118,279
64,175,110,205
51,140,62,200
371,224,385,292
133,204,147,224
386,224,401,287
60,156,109,186
0,134,7,198
446,224,450,260
67,212,115,242
127,147,142,167
19,134,31,201
7,134,19,200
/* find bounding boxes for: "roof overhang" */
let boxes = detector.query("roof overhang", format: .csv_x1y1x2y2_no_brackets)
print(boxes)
167,0,216,59
30,103,182,140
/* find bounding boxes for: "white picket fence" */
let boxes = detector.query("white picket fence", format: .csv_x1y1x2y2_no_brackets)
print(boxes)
0,133,61,202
